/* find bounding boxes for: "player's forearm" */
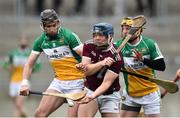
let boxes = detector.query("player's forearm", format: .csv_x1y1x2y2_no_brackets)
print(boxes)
23,62,34,80
22,53,40,80
91,81,111,99
91,71,118,98
85,61,104,76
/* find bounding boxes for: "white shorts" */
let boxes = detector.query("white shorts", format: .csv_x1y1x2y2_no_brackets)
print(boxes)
48,78,85,106
9,82,21,97
122,89,161,115
48,78,85,94
85,87,121,113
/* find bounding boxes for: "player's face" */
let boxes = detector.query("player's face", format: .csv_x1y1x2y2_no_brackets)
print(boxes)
93,33,108,47
121,25,138,43
121,25,131,38
43,21,60,36
19,38,28,49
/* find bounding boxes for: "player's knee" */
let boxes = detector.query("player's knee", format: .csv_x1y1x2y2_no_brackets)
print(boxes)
35,108,48,117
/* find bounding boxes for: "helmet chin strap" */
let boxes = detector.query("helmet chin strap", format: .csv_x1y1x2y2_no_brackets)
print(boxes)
40,24,44,31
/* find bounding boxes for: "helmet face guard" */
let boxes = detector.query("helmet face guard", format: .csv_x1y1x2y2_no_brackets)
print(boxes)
40,9,60,39
92,23,114,50
120,16,144,41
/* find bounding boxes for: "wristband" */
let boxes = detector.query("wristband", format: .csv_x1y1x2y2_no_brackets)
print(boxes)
21,79,30,86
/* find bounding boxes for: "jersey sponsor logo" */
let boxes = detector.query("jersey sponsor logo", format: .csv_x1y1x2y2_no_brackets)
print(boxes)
125,61,144,70
49,51,70,59
53,49,58,53
43,46,73,59
124,57,146,70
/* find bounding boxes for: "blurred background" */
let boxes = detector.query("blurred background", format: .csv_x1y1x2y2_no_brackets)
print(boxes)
0,0,180,117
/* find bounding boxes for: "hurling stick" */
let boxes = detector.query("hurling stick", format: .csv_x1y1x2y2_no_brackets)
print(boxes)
161,76,180,98
97,34,132,79
120,69,179,93
97,15,147,79
29,91,86,101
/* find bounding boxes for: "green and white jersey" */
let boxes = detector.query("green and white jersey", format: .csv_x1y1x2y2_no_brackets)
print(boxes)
3,48,31,83
115,35,163,97
32,27,84,81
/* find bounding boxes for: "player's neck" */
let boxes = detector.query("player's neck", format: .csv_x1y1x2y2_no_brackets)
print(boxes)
130,37,140,45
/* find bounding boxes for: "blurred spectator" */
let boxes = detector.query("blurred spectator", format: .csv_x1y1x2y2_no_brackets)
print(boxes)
97,0,113,16
52,0,63,14
74,0,85,14
2,36,29,117
2,36,41,117
135,0,156,17
35,0,63,15
35,0,44,15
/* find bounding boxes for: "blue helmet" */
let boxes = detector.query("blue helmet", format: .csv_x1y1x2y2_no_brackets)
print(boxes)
92,23,114,50
92,22,114,38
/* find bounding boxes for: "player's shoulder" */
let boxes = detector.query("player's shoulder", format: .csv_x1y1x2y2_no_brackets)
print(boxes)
59,27,73,35
34,33,46,44
114,38,124,47
141,35,156,43
8,48,17,56
84,39,96,48
84,39,94,45
59,27,80,40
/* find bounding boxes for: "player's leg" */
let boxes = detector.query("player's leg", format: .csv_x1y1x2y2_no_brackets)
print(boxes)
10,82,27,117
120,104,141,117
120,90,141,117
34,89,65,117
64,79,85,117
77,88,98,117
143,90,161,117
15,95,27,117
67,99,80,117
78,99,98,117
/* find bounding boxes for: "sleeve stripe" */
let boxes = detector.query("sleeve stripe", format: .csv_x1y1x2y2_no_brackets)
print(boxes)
73,44,83,51
107,69,119,75
31,50,41,54
72,32,81,44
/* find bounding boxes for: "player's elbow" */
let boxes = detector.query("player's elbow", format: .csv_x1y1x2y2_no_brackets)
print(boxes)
159,60,166,71
160,64,166,71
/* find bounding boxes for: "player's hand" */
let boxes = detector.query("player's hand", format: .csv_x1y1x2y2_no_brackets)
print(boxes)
20,79,30,96
76,63,87,72
132,48,144,61
101,57,115,67
176,69,180,78
77,94,95,104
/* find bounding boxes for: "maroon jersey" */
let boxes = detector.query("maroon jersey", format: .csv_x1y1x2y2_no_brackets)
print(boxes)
83,41,124,95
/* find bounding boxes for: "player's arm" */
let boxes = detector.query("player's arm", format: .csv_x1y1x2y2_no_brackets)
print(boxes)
81,56,114,76
78,70,118,104
91,70,118,98
74,44,83,56
20,53,40,96
142,58,165,71
176,69,180,78
132,43,166,71
68,31,83,56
